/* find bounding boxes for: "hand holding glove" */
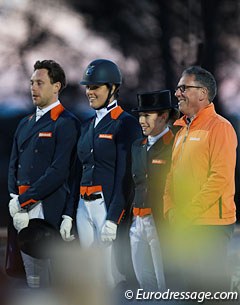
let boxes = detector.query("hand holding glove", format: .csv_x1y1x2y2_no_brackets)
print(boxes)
9,193,21,217
101,220,117,243
60,215,75,242
13,212,29,232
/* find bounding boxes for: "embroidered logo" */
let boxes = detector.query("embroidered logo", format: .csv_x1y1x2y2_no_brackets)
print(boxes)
190,137,200,141
152,159,166,164
86,65,95,75
99,134,113,140
39,132,52,138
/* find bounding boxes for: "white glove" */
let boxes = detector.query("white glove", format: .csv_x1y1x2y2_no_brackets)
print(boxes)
9,193,21,217
13,212,29,232
60,215,75,242
101,220,117,243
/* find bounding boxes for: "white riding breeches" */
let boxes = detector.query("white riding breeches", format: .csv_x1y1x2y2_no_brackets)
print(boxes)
76,194,125,287
130,215,166,291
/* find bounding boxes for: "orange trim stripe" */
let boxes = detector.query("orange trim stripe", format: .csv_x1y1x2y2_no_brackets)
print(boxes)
117,209,126,224
133,207,152,217
50,104,65,121
80,185,102,196
20,199,37,208
18,185,37,207
110,106,124,120
29,114,34,121
18,185,30,195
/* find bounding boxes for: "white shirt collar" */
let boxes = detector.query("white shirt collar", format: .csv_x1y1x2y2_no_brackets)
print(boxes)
36,100,60,116
95,100,118,127
147,126,169,150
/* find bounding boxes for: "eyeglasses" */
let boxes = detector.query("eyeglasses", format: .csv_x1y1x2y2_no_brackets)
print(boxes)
175,84,203,93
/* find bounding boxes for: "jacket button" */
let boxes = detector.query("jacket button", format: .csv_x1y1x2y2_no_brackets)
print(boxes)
18,164,21,168
90,149,93,153
91,165,94,169
34,149,38,153
83,165,86,169
20,149,24,153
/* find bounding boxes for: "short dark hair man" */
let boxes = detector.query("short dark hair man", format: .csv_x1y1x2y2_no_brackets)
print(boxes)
7,59,80,287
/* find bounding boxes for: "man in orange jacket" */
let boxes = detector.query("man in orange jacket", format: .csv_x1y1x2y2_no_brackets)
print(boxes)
164,66,237,292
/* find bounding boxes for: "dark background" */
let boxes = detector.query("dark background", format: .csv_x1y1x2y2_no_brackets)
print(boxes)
0,0,240,227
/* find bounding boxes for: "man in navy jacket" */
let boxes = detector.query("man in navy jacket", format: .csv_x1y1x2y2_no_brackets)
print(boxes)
7,60,79,287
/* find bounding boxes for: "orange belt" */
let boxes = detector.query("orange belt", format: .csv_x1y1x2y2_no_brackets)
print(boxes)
18,185,30,195
80,185,102,196
133,207,152,217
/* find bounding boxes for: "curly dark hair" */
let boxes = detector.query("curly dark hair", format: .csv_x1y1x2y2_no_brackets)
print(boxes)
33,60,66,92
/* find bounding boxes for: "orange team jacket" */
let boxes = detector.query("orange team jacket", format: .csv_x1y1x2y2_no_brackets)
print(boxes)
164,103,237,225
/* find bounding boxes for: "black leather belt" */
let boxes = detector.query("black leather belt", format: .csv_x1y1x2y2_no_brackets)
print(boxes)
81,193,102,201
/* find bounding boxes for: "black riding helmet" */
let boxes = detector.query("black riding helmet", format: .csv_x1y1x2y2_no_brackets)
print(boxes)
80,59,122,110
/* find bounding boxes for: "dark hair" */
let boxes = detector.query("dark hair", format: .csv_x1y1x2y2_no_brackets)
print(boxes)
158,109,180,124
182,66,217,102
105,83,120,99
33,60,66,92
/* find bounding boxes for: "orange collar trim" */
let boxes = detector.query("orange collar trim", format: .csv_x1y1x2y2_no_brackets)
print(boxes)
50,104,65,121
110,106,124,120
163,129,174,145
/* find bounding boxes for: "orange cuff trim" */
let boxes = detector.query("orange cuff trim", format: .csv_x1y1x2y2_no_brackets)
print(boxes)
117,209,126,224
133,207,152,217
20,198,37,208
80,185,102,196
110,106,124,120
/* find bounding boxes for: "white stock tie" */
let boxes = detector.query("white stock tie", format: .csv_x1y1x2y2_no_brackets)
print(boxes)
36,108,44,121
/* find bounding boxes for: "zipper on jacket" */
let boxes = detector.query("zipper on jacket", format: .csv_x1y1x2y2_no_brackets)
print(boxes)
179,120,191,161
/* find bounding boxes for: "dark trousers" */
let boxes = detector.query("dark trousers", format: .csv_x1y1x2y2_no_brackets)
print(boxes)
168,224,234,293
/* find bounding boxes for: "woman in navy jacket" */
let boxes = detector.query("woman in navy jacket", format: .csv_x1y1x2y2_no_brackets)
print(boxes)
77,59,142,287
130,90,179,291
